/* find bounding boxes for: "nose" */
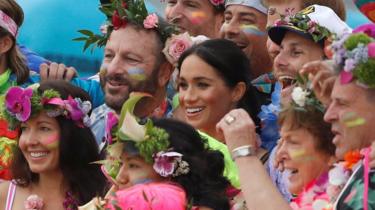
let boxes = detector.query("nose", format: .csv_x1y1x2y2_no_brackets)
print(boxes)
275,139,290,164
267,38,280,61
273,49,289,75
116,164,130,188
222,19,240,39
179,86,198,105
324,102,337,123
105,56,126,76
165,2,183,24
20,128,39,146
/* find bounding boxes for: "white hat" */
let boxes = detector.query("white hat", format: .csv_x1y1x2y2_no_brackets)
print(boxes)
225,0,268,14
268,5,352,45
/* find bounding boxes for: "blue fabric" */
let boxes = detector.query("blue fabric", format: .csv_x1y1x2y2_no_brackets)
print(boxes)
90,104,112,146
266,148,293,202
18,44,48,73
27,75,104,109
258,82,282,151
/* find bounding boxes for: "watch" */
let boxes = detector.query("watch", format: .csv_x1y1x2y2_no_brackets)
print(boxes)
231,145,255,161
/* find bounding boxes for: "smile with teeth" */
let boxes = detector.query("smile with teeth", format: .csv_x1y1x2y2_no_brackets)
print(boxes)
186,107,204,114
278,76,297,89
30,152,49,158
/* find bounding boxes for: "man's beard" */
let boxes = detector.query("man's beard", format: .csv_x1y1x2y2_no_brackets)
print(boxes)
101,68,159,112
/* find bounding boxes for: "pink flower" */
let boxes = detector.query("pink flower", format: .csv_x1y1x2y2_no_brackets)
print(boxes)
340,70,354,85
153,151,183,177
210,0,224,6
163,32,193,65
5,87,33,122
368,42,375,58
143,13,158,29
24,194,44,210
106,112,118,144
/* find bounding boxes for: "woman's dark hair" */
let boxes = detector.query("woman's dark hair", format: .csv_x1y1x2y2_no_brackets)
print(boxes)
177,39,261,127
153,118,230,210
278,104,335,156
0,0,29,84
11,81,107,205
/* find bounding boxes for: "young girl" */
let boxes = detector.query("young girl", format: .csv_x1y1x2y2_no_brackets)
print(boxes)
0,81,107,210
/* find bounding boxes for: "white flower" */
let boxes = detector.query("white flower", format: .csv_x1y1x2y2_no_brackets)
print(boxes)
328,162,349,186
118,112,146,142
291,87,310,107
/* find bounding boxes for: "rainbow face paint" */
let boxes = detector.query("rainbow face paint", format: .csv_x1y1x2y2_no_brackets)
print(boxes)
41,134,59,149
190,11,206,25
128,68,146,81
241,24,265,36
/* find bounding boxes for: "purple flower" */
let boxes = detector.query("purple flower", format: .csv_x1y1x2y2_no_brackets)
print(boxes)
64,96,83,121
5,87,33,122
106,112,118,144
344,58,356,72
153,151,182,177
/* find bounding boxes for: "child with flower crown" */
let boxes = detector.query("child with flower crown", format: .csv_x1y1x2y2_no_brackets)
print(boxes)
80,93,230,210
0,81,107,210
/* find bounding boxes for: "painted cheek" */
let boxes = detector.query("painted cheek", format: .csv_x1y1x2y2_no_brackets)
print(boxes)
189,11,206,25
241,24,265,36
41,134,59,149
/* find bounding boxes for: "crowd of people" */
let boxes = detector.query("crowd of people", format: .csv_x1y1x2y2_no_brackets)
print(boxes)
0,0,374,209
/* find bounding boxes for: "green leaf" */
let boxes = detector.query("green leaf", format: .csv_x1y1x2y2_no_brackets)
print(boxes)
78,29,94,36
72,37,88,41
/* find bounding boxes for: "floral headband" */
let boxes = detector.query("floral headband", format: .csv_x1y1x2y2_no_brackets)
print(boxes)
75,0,177,52
0,10,18,37
163,32,209,67
102,92,190,180
290,75,325,113
3,86,92,129
272,7,332,44
331,24,375,88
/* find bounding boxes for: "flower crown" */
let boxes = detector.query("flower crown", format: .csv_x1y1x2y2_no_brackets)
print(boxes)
331,24,375,88
75,0,177,52
3,86,92,129
290,74,325,113
102,92,190,180
274,7,331,43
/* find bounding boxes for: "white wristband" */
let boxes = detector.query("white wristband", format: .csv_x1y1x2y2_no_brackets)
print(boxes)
231,145,255,161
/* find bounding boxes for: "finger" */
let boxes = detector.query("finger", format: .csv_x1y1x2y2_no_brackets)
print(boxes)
39,63,49,80
48,62,59,80
320,76,335,97
56,63,66,80
300,60,322,75
64,67,77,81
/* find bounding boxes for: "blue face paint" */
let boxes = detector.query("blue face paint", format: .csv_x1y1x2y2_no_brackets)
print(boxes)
133,178,155,185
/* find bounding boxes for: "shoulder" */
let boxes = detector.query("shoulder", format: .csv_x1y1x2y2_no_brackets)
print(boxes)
0,181,11,208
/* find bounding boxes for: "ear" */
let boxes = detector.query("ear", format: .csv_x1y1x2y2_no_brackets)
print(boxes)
0,36,13,54
157,61,174,87
231,82,246,103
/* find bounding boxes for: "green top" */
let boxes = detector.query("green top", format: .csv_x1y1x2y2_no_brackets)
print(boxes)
199,131,240,188
0,69,13,95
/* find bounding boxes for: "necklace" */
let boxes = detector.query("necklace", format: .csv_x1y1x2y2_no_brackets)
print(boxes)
24,191,78,210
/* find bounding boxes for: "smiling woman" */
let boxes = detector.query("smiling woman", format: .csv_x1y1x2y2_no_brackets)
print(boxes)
0,81,107,210
177,39,261,142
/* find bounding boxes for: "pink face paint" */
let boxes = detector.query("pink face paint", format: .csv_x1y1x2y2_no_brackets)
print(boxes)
42,134,59,149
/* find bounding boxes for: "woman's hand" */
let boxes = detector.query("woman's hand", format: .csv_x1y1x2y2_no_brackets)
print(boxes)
216,109,258,152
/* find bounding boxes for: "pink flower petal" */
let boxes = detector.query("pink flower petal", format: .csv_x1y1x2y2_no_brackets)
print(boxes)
340,71,354,85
